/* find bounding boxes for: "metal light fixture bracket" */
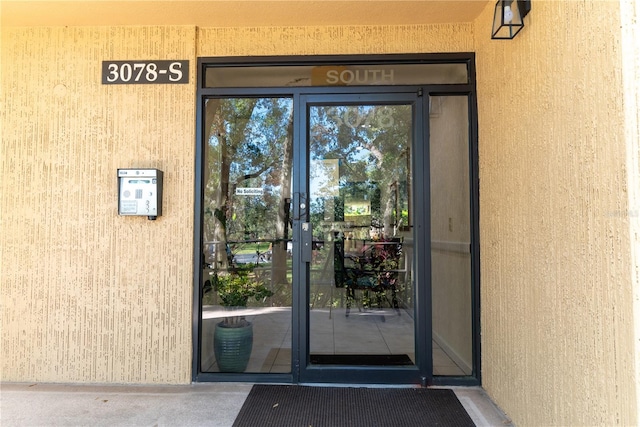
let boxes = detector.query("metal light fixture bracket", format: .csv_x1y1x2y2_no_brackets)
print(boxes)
491,0,531,39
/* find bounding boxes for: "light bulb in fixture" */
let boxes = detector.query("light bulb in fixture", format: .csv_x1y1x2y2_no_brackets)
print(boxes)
503,5,513,24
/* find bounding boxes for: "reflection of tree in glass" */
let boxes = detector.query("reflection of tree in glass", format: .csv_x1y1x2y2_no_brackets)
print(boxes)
310,104,411,236
203,98,293,285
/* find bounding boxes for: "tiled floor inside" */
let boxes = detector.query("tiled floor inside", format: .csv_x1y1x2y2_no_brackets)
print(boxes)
203,300,470,376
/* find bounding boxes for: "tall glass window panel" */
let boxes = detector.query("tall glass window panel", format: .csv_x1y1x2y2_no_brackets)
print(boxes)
429,96,473,376
201,97,294,374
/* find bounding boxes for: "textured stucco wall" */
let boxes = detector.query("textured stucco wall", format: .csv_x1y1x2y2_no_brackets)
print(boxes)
474,0,638,425
2,8,637,425
0,26,197,384
1,23,472,384
620,0,640,423
196,24,473,56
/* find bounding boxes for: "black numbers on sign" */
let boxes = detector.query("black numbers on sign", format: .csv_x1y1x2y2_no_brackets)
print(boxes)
102,60,189,84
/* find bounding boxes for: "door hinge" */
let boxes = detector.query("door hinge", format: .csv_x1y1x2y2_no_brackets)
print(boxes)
418,88,423,97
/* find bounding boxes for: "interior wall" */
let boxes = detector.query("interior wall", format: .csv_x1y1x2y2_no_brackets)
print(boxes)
0,26,197,384
474,1,637,425
429,96,472,373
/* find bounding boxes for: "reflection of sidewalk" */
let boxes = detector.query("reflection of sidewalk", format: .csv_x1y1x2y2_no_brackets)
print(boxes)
201,305,290,320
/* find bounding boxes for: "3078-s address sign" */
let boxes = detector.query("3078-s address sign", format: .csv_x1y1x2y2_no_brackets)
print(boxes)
102,60,189,84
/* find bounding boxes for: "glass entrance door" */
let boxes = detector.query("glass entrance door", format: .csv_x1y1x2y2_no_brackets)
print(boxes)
298,94,424,383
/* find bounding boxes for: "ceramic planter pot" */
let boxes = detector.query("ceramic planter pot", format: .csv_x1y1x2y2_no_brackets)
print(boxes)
213,321,253,372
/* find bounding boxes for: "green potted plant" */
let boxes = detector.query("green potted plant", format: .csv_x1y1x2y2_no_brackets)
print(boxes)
210,267,273,372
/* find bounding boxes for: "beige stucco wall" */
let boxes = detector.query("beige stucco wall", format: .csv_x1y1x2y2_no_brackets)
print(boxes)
196,24,473,56
2,4,638,425
622,0,640,423
0,26,197,384
620,0,640,420
0,23,472,384
475,0,638,425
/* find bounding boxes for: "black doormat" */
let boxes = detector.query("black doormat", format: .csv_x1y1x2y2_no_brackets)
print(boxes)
309,353,414,366
233,385,475,427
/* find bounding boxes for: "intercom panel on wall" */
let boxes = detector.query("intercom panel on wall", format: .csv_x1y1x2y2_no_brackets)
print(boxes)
117,169,163,220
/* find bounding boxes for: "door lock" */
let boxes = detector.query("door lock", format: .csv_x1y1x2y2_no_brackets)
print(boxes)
301,222,313,263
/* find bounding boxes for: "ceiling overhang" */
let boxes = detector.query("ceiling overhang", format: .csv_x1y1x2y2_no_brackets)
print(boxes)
1,1,490,28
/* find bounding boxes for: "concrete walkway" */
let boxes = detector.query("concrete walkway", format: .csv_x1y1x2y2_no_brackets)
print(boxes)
0,382,513,426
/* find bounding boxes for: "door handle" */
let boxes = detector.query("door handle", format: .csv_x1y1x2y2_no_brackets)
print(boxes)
301,222,313,263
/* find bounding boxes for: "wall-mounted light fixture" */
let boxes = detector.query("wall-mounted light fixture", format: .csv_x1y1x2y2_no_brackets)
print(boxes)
491,0,531,39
